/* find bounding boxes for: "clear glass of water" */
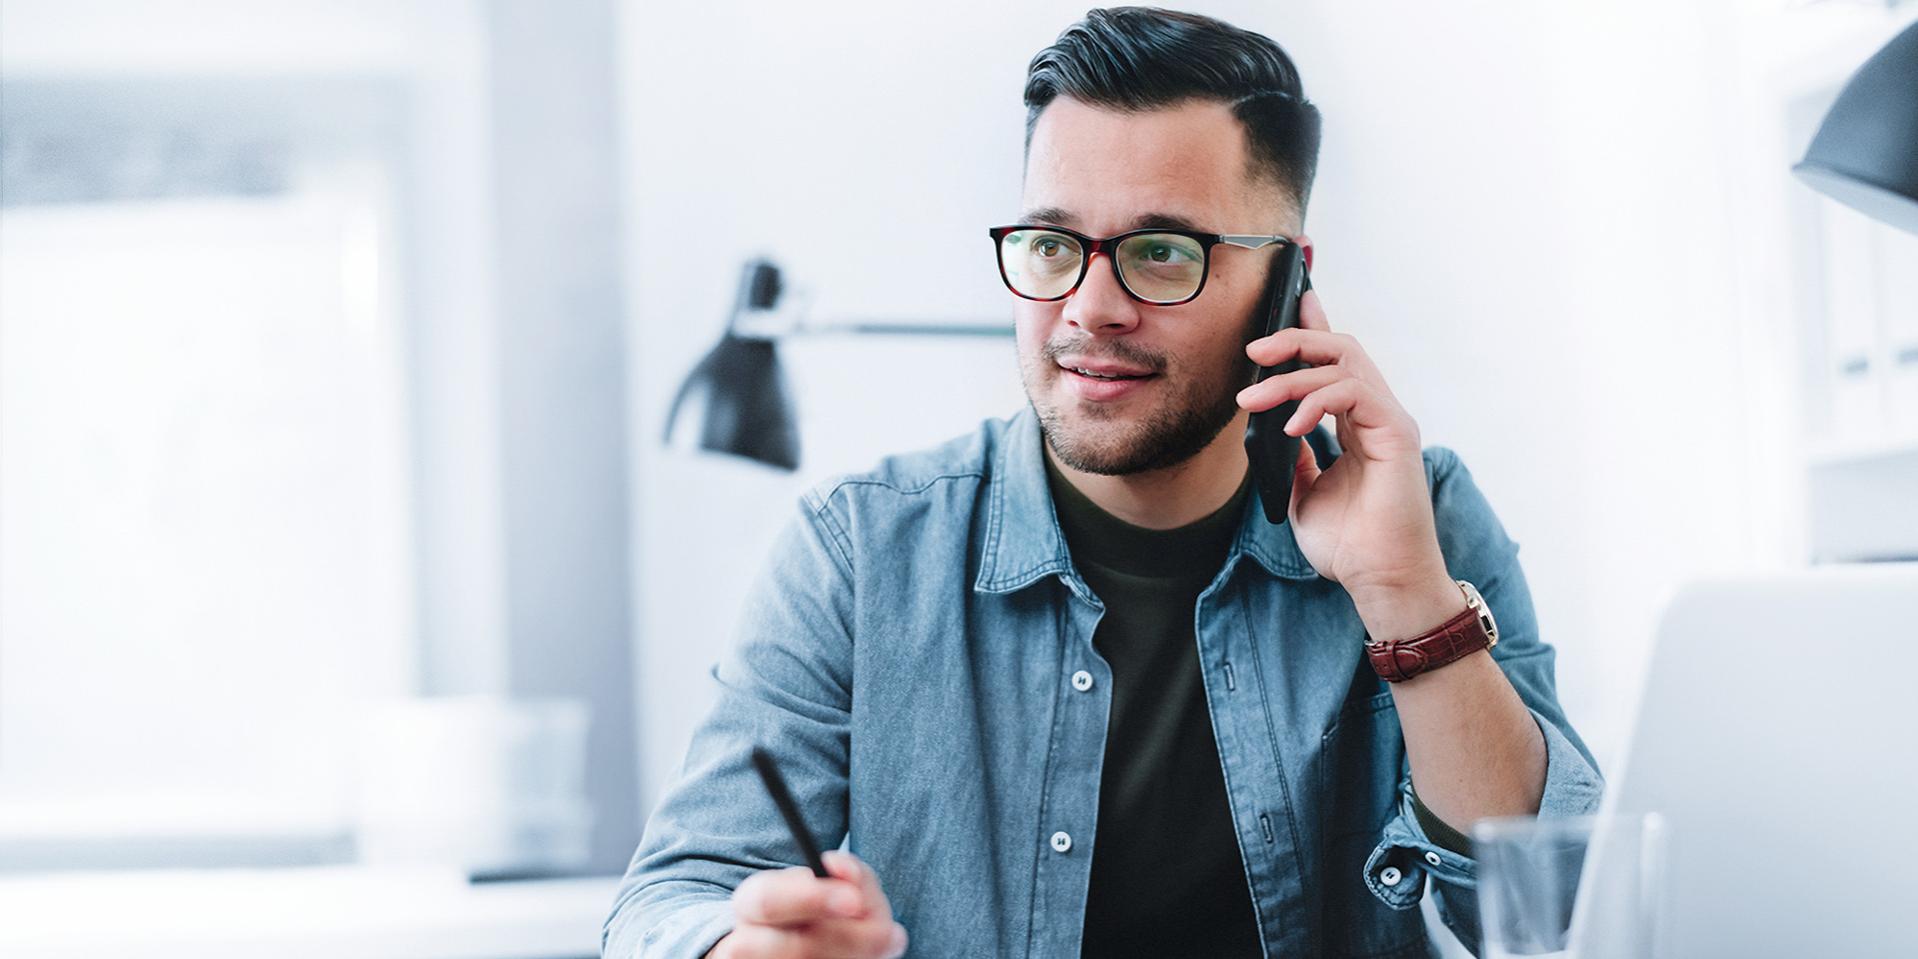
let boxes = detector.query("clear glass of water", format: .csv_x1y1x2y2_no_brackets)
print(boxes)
1472,813,1667,959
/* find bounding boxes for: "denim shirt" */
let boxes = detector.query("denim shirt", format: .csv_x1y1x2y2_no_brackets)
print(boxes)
605,406,1603,958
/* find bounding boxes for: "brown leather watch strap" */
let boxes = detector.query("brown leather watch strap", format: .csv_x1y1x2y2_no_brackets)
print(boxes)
1366,602,1491,682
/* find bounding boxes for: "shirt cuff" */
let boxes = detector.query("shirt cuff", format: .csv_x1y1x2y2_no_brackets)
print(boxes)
603,892,734,959
1361,706,1604,910
1409,782,1473,856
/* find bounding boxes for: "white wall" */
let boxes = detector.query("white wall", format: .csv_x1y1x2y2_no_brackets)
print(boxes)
619,0,1834,814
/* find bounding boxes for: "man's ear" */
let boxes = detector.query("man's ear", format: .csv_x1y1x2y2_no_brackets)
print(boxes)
1294,232,1315,272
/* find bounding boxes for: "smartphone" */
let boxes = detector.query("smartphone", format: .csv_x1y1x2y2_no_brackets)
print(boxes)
1243,243,1312,525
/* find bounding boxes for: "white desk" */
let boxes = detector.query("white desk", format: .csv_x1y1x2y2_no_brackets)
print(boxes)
0,866,621,959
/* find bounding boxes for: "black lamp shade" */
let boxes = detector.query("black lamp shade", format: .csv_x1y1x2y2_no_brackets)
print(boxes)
659,257,1008,471
1794,19,1918,236
662,333,801,471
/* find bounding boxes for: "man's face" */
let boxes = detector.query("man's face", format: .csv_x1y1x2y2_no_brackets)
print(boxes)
1015,95,1299,476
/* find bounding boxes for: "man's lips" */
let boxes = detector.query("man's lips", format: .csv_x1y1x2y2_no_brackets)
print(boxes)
1056,359,1159,402
1055,358,1157,380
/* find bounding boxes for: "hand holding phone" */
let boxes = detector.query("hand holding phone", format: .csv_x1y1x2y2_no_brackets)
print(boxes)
1243,243,1312,525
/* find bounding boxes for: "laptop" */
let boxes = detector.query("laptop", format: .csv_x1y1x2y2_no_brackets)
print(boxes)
1596,562,1918,957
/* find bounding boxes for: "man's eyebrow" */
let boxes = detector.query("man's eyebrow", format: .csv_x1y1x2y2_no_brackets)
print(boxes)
1018,207,1209,233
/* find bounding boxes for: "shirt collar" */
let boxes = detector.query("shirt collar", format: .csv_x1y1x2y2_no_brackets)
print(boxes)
973,407,1320,595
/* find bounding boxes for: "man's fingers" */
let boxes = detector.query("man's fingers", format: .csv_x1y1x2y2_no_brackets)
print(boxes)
1237,364,1348,413
822,852,890,918
728,855,900,957
1285,378,1401,435
727,917,907,959
1245,327,1372,371
1289,431,1320,519
720,923,811,959
822,850,863,884
819,853,903,957
802,916,909,959
733,866,867,927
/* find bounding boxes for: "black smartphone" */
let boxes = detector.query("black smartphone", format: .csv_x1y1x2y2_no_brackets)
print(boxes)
1243,243,1312,525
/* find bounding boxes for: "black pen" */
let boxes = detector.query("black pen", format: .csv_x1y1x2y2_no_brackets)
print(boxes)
749,746,830,878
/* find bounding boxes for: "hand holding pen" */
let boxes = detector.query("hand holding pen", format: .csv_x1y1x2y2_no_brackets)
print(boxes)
705,748,908,959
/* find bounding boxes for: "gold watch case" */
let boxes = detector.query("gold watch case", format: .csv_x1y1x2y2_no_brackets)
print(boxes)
1458,579,1499,647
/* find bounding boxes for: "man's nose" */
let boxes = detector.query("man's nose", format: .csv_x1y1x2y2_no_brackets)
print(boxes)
1061,252,1142,335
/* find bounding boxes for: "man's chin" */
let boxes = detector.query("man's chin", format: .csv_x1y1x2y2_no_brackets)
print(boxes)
1040,415,1158,476
1037,394,1243,477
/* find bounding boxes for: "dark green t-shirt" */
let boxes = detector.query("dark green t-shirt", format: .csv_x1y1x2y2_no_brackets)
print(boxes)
1045,454,1265,958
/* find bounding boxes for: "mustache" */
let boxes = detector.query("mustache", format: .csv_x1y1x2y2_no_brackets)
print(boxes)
1040,337,1167,374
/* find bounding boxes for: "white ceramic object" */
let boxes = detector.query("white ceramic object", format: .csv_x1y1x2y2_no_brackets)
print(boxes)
353,696,591,874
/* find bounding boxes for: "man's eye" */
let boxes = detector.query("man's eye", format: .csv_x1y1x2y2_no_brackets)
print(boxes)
1035,239,1065,257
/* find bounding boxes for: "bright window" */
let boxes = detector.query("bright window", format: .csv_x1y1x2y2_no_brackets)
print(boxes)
0,192,416,857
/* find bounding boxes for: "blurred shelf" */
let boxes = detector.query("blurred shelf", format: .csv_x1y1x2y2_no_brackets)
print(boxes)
1805,433,1918,467
0,865,620,959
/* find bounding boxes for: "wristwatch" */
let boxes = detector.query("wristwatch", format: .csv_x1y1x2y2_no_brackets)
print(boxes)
1365,579,1499,682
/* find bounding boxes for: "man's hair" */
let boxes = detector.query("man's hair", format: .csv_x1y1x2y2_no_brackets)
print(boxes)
1023,6,1322,222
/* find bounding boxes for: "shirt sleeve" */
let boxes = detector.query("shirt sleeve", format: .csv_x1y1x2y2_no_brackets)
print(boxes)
1409,784,1472,857
1359,447,1605,956
603,488,859,959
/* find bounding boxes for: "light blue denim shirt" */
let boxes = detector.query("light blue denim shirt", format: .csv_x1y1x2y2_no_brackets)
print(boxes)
605,406,1602,958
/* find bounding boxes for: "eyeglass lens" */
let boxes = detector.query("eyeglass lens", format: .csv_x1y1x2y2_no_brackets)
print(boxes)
998,228,1207,304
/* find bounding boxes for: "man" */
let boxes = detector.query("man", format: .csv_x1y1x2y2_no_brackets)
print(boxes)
605,8,1600,957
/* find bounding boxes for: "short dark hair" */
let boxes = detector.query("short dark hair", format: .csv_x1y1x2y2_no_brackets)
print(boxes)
1023,6,1322,222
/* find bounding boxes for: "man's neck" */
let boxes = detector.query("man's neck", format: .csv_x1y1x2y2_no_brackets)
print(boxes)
1043,415,1254,530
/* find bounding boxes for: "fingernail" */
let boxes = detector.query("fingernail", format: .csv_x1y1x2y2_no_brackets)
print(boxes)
831,887,863,917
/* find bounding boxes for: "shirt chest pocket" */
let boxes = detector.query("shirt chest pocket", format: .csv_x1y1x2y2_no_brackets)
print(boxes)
1317,691,1432,958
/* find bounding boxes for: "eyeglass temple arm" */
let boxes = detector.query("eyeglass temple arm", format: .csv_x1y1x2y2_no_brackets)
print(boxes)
1217,234,1291,250
1218,235,1312,292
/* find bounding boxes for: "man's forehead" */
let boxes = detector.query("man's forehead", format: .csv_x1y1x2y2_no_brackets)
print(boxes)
1021,96,1272,232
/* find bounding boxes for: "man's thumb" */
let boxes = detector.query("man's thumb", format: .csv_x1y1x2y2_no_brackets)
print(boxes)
1289,436,1319,518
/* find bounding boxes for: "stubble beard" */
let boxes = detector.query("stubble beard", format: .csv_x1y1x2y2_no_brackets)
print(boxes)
1025,342,1259,477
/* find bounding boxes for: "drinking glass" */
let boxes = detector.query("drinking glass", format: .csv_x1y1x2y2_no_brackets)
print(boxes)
1472,812,1667,959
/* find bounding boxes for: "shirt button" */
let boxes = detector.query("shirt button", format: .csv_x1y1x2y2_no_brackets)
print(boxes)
1070,670,1094,692
1378,865,1403,887
1049,831,1073,854
1424,850,1443,867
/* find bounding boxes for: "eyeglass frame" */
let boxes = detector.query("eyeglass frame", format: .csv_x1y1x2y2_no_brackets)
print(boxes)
987,224,1294,306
